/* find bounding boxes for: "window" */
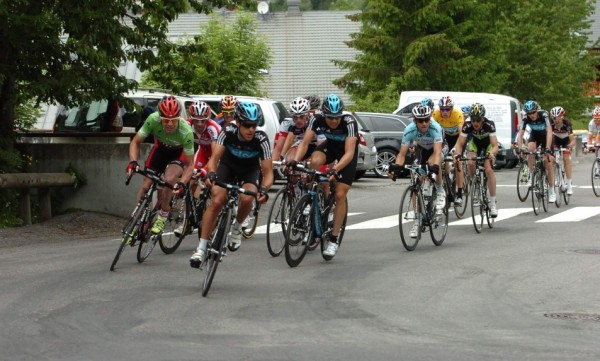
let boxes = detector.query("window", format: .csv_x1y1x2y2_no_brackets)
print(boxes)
272,102,290,124
371,116,406,132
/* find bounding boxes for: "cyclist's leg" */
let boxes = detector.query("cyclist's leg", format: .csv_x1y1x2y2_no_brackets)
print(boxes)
448,135,464,200
237,167,261,224
160,159,184,212
332,151,357,237
466,140,478,177
484,144,496,198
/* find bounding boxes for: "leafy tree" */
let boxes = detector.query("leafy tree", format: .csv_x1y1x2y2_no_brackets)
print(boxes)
334,0,598,116
141,13,272,96
0,0,255,173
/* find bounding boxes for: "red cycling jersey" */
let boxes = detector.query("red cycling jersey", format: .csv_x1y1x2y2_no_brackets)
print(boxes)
181,118,221,170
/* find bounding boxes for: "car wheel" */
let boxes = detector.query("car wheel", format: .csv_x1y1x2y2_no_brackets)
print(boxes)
354,170,366,181
375,149,397,178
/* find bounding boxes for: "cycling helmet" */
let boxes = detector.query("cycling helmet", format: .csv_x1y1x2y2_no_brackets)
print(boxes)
439,96,454,108
321,93,344,117
305,95,321,110
550,106,565,118
593,107,600,119
421,98,434,109
220,95,238,111
461,105,471,117
189,101,211,119
289,97,310,116
158,95,181,118
412,104,432,119
524,100,539,113
235,102,264,126
470,103,486,120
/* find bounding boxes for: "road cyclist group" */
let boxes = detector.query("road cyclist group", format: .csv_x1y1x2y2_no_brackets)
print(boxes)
110,92,600,295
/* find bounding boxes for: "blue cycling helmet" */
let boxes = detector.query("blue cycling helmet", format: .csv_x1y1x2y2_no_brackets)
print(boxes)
461,105,471,117
421,98,434,109
524,100,539,113
235,102,264,126
322,93,344,117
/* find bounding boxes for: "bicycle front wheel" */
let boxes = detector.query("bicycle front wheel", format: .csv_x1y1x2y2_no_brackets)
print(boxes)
430,196,448,246
470,179,483,233
137,223,159,263
592,159,600,197
516,162,530,202
541,173,549,213
531,172,541,215
266,189,290,257
202,208,232,297
554,165,562,208
284,194,313,267
241,198,260,239
455,175,469,219
398,186,420,251
159,194,186,254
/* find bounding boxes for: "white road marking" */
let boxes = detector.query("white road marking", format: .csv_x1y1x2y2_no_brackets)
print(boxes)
536,207,600,223
254,212,363,234
448,208,532,226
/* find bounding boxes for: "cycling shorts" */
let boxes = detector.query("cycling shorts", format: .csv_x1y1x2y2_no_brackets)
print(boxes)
467,139,493,157
314,141,358,186
216,161,261,188
145,145,184,173
552,137,570,149
528,132,548,149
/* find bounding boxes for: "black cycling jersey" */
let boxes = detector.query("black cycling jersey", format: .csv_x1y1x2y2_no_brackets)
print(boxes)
552,118,573,148
217,125,271,168
460,118,497,149
309,113,358,154
522,110,551,136
286,123,317,145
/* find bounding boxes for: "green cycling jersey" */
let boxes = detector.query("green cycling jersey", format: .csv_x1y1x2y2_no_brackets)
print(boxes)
138,112,195,156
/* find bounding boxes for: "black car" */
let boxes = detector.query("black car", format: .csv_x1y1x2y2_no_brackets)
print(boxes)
354,112,413,177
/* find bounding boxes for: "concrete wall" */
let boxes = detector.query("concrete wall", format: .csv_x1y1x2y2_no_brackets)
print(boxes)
20,143,151,218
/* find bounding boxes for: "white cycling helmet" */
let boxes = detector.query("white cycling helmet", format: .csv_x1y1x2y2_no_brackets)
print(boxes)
289,97,310,116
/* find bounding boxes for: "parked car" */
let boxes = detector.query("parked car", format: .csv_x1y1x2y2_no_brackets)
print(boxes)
191,95,289,150
350,112,377,180
354,112,413,178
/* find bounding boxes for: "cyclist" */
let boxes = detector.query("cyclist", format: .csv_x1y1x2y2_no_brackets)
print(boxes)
388,104,445,238
452,103,499,218
214,95,238,128
288,93,358,260
278,97,317,163
126,95,195,234
190,102,273,267
432,95,466,205
550,106,575,195
174,101,222,237
516,100,555,203
587,107,600,178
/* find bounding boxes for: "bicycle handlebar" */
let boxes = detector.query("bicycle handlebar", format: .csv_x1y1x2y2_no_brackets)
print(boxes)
125,168,174,189
214,180,258,197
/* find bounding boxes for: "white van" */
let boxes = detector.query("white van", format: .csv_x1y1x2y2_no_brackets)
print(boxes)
394,91,523,167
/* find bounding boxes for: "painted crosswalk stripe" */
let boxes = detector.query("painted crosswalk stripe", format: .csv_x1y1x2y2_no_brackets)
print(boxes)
346,215,399,230
254,212,363,234
536,207,600,223
448,208,532,226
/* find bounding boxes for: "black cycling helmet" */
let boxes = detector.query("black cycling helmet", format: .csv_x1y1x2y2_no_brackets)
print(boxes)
470,103,486,121
305,95,321,110
235,102,264,126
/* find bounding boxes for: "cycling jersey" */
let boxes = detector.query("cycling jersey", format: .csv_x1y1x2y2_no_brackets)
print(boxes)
217,125,272,167
460,118,496,154
588,119,600,137
138,112,195,156
401,120,444,150
521,110,551,135
309,112,358,152
432,108,464,137
552,119,573,140
188,119,221,170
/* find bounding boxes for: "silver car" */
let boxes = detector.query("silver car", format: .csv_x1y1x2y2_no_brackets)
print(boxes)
351,112,377,180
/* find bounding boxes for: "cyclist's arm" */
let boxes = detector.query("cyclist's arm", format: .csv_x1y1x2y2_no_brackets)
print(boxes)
293,128,315,163
545,125,553,150
180,154,195,185
431,141,443,166
271,134,286,161
206,144,225,174
260,158,274,191
517,129,525,149
128,133,145,163
395,144,409,166
280,133,297,158
454,134,467,156
568,134,575,150
489,135,499,157
334,136,358,172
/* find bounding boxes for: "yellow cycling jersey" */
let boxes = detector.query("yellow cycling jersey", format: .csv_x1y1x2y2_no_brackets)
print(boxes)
432,108,464,137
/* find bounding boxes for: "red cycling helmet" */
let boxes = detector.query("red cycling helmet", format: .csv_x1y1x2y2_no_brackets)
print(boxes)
158,95,181,118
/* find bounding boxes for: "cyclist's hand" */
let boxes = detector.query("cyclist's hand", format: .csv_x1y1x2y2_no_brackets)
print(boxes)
388,163,404,181
427,164,439,181
486,152,496,161
205,171,217,187
173,181,186,197
544,147,552,155
327,168,340,181
257,186,269,204
126,161,139,175
193,168,208,181
286,160,298,171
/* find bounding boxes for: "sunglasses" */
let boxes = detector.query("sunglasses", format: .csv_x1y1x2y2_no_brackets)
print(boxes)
222,110,235,115
161,117,178,124
192,117,208,123
326,116,342,121
415,118,430,124
471,117,484,123
292,114,308,119
440,107,453,112
527,111,537,116
240,122,258,129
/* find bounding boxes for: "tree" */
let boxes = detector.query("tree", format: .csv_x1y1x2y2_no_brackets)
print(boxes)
0,0,255,172
141,13,272,96
334,0,598,116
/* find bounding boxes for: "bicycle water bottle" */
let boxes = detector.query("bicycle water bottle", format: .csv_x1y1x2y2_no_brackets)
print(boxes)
422,179,433,197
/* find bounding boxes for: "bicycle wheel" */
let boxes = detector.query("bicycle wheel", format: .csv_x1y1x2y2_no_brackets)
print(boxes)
470,179,483,233
484,190,495,229
202,208,232,297
563,170,571,205
455,174,470,219
266,188,290,257
284,194,313,267
554,165,562,208
531,172,541,215
110,202,146,271
592,159,600,197
241,198,260,239
137,217,159,263
398,186,420,251
308,186,327,251
159,194,186,254
541,173,549,213
430,194,448,246
516,161,530,202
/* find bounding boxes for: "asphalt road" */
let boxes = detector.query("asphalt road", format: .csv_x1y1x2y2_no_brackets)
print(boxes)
1,155,599,361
